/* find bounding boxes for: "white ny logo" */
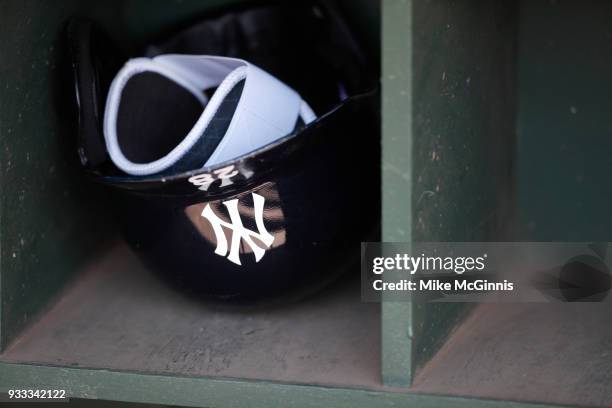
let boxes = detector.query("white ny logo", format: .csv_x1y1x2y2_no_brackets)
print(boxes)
201,193,275,265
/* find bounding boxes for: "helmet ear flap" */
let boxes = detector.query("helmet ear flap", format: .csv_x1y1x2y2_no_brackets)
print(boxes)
66,18,123,169
102,55,315,176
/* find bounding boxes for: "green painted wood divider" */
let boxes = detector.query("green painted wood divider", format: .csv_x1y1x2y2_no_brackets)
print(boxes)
381,0,516,387
381,0,414,388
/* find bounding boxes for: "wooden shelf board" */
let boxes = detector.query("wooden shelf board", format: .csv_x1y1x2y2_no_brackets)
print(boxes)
0,242,381,390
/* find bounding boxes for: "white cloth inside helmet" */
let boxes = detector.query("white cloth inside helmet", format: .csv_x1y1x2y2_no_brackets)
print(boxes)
103,55,316,176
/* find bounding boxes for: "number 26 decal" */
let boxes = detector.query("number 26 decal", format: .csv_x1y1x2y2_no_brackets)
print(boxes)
188,165,239,191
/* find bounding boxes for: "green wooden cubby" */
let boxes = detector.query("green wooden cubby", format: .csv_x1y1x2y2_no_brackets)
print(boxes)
1,1,612,407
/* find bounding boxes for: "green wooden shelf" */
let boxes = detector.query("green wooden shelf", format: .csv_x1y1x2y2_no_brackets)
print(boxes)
2,0,612,407
0,363,563,408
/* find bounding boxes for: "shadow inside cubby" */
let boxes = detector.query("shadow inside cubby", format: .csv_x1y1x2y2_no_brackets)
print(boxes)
0,241,382,389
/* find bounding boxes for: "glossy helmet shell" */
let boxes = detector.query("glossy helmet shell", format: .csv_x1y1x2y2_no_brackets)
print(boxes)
68,1,380,302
